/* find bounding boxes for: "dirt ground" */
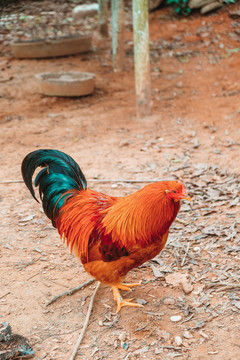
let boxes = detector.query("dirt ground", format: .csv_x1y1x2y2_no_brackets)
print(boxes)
0,1,240,359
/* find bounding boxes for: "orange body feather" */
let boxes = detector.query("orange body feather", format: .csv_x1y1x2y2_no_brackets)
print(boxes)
56,181,183,285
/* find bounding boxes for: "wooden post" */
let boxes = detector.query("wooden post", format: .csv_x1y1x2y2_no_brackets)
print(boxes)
98,0,109,36
111,0,125,72
132,0,152,117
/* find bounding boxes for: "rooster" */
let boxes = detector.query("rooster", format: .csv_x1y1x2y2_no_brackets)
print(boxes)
21,149,191,312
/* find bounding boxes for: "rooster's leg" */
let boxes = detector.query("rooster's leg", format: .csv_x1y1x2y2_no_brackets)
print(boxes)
111,285,143,312
118,283,140,291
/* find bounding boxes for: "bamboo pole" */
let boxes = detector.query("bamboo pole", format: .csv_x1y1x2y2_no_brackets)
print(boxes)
98,0,109,36
132,0,152,117
111,0,125,71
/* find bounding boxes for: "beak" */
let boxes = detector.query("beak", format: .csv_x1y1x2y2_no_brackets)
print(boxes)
182,195,192,202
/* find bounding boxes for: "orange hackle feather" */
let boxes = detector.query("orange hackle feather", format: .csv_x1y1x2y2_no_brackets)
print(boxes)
101,182,180,247
56,181,181,262
56,189,115,260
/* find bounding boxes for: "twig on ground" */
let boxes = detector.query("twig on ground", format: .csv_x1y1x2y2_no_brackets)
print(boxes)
161,345,182,351
216,285,240,292
181,313,194,324
0,291,10,300
70,281,101,360
173,248,180,268
135,323,149,332
46,279,95,306
17,257,41,270
39,355,47,360
0,180,24,183
123,353,131,360
32,326,85,346
181,242,190,267
205,282,240,292
189,320,206,330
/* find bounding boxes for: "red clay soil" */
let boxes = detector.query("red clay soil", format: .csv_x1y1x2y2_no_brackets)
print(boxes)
0,2,240,360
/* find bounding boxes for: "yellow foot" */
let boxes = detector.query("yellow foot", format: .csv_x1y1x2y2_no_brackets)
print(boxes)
111,286,143,312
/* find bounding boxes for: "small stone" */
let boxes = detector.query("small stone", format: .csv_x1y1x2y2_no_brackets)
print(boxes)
19,214,35,222
188,0,213,9
183,331,193,339
181,281,194,294
119,139,131,147
174,336,182,346
193,246,200,252
170,315,182,322
136,298,147,305
72,3,99,19
119,333,126,342
151,340,157,346
163,298,175,305
193,139,200,148
200,2,222,14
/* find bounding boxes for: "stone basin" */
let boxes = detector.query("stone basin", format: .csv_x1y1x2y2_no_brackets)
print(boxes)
11,34,92,59
35,71,96,97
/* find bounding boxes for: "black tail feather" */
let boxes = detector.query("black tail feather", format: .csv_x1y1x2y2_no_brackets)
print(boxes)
21,149,87,225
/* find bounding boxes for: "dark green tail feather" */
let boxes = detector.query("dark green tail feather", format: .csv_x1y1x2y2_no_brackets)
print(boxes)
21,149,87,226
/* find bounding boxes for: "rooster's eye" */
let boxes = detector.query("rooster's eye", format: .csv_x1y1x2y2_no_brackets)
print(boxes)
172,190,176,193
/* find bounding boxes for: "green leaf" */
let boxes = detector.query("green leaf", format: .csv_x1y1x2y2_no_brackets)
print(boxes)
166,0,192,15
